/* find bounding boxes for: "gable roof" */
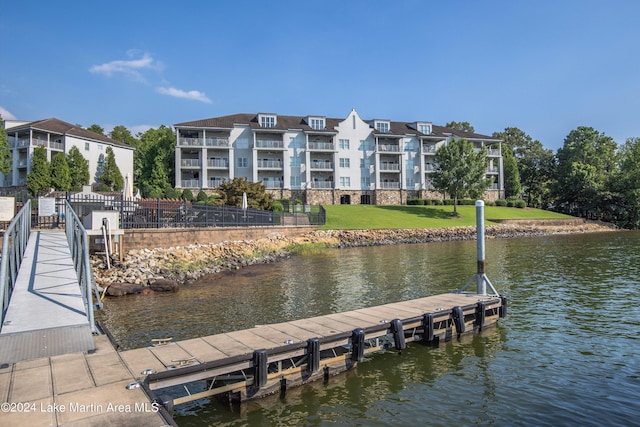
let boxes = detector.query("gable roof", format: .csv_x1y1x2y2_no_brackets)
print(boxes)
9,118,134,150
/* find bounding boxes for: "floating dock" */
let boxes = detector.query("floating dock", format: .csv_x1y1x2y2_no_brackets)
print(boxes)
121,291,505,413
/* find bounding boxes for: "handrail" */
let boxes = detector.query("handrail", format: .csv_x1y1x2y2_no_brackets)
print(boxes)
0,199,31,330
64,200,102,333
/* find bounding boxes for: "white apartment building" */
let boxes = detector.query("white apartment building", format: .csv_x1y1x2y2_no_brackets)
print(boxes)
2,118,134,190
174,109,503,205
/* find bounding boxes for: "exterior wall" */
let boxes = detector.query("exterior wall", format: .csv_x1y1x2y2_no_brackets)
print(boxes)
174,109,505,206
66,136,134,185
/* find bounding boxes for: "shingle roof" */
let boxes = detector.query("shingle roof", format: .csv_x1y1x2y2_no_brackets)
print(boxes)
12,118,134,149
174,113,499,141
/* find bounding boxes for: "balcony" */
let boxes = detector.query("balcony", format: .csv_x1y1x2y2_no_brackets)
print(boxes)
255,139,284,149
179,137,203,147
262,179,283,189
308,142,334,151
33,138,47,147
257,159,283,169
207,159,229,168
205,137,230,147
181,179,201,188
379,163,400,172
422,144,437,154
310,181,333,189
310,160,333,170
208,178,224,188
181,159,201,168
50,141,64,150
377,144,401,153
379,181,400,189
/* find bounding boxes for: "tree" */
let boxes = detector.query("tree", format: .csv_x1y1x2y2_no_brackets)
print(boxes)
445,121,475,133
493,127,555,208
50,152,71,191
553,126,617,217
501,145,521,200
67,146,90,191
109,125,138,146
136,126,175,197
217,177,273,210
431,138,490,215
87,124,105,135
0,117,11,176
99,146,124,191
610,137,640,228
27,146,50,195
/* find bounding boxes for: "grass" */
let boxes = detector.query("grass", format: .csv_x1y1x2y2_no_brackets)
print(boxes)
321,204,574,230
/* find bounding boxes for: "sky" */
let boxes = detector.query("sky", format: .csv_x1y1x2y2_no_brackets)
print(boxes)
2,0,640,151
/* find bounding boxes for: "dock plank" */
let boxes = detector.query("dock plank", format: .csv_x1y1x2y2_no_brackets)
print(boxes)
149,342,195,367
256,322,317,342
201,333,255,357
177,338,228,363
51,353,94,394
226,328,287,350
119,348,165,377
9,363,52,402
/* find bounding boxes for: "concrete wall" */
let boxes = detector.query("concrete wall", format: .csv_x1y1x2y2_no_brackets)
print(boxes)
121,226,317,251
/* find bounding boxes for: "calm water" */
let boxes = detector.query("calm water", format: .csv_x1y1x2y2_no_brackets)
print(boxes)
96,231,640,426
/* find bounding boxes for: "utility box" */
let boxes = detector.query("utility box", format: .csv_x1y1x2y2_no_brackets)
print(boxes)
83,210,120,231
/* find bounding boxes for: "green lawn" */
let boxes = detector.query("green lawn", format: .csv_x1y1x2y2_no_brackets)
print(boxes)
321,204,573,229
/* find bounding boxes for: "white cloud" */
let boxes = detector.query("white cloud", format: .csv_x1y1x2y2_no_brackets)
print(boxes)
90,51,157,81
156,86,212,104
0,106,16,120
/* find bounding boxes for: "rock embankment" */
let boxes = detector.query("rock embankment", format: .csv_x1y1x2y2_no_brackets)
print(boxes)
92,222,614,296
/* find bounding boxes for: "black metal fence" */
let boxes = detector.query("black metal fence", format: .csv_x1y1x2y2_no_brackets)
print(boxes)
25,195,325,230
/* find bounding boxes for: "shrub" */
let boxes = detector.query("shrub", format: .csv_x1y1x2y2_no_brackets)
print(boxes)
495,199,507,207
432,199,443,205
515,199,527,208
485,200,496,206
272,201,284,212
407,198,421,205
181,188,194,202
196,190,208,202
444,199,455,205
423,199,433,206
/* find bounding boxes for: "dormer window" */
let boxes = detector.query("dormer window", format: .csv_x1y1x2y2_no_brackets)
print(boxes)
259,113,277,128
309,117,325,130
375,121,390,133
418,123,431,134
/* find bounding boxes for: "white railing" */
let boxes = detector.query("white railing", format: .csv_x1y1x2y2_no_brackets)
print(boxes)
207,159,229,168
310,161,333,169
181,159,201,167
380,181,400,189
205,137,230,147
310,181,333,189
257,160,282,168
181,179,201,188
309,142,334,150
256,139,284,148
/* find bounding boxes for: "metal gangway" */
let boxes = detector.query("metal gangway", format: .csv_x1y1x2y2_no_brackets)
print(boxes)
0,200,102,364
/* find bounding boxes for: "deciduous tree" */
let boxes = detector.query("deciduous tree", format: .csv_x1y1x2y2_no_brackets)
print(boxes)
217,177,273,210
431,138,490,215
0,117,11,176
445,121,475,133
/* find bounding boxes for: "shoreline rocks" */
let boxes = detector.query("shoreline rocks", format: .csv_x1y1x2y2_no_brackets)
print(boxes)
91,222,617,296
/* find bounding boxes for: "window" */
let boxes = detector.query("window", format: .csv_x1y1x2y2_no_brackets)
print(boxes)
237,157,248,168
375,121,390,133
339,139,350,149
360,158,371,169
290,175,301,188
361,177,371,187
339,177,350,187
84,142,90,151
260,115,276,128
97,144,103,151
418,124,431,134
339,158,350,168
290,157,301,167
289,136,301,148
310,118,325,130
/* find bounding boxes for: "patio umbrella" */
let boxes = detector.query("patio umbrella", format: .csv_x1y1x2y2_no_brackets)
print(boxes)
123,173,133,201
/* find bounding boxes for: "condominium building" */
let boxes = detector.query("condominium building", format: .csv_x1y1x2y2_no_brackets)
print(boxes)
174,109,503,205
1,118,134,190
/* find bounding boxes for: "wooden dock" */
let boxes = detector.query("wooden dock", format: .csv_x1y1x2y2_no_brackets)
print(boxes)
1,292,505,426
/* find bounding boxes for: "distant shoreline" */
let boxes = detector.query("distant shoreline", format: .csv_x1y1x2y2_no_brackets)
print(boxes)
92,221,618,297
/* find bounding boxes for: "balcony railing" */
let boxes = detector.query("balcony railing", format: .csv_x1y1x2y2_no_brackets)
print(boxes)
422,144,437,153
256,139,284,149
33,138,47,147
262,179,283,189
181,159,201,167
379,181,400,189
50,141,64,150
257,160,283,169
310,161,333,170
205,137,230,147
208,178,224,187
309,142,334,151
310,181,333,189
379,163,400,171
179,137,204,146
207,159,229,168
377,144,401,153
181,179,201,188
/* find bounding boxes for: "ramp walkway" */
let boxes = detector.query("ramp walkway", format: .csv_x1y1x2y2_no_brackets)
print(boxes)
0,231,94,364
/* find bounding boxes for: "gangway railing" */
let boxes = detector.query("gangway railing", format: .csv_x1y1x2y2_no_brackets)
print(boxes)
0,200,31,330
65,200,102,333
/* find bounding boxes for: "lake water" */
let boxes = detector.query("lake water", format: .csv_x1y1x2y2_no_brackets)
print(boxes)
96,231,640,426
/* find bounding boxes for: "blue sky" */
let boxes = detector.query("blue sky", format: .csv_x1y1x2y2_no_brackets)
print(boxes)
2,0,639,151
